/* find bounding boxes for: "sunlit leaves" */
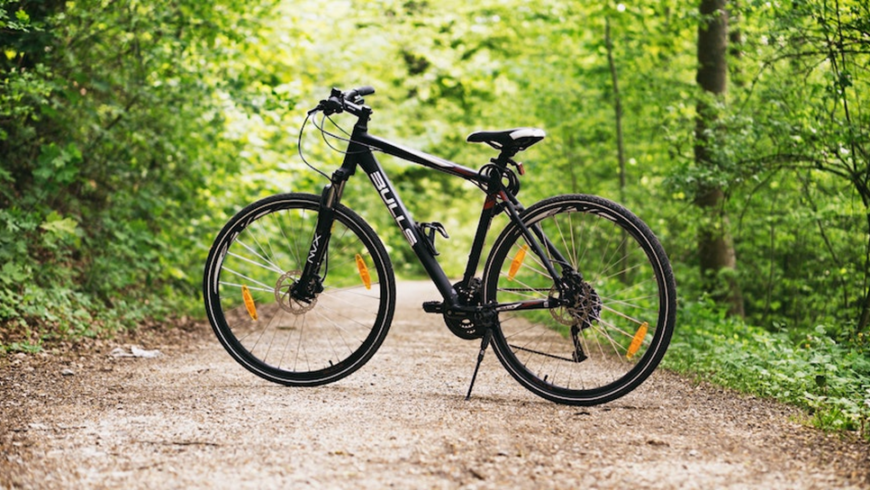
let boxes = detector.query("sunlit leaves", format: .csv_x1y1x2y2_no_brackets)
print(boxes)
2,0,869,359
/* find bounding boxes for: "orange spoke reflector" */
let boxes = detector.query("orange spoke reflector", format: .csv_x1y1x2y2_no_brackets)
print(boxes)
242,285,258,321
508,244,529,281
356,253,372,290
626,321,648,360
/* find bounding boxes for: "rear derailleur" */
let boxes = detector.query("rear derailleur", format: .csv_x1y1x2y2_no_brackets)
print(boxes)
553,270,602,363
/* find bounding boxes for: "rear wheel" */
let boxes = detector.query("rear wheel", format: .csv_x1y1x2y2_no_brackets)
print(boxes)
482,194,676,405
203,193,395,386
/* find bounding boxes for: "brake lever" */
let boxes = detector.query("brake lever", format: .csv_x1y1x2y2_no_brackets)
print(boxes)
316,97,344,116
308,88,346,116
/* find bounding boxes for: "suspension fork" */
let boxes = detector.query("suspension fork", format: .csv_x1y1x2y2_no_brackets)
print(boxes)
294,109,370,300
293,172,350,301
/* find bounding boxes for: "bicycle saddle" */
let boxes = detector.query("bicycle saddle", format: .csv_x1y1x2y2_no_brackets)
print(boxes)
467,128,546,153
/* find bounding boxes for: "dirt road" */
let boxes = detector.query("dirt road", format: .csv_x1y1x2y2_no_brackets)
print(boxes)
1,281,868,489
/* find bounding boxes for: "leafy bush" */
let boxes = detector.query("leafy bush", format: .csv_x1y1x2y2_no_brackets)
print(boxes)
0,0,262,351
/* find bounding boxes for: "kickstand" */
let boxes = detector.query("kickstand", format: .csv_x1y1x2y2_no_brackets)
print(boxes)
465,328,493,401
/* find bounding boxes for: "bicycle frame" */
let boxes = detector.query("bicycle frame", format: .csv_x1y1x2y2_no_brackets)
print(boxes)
300,109,569,313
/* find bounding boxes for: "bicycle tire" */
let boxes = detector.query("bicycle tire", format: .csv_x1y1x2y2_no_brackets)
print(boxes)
203,193,395,386
482,194,676,405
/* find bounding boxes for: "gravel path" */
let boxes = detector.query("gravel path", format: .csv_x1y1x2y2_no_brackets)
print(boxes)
1,281,868,489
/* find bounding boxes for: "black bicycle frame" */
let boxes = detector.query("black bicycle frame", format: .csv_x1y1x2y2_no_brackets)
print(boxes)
300,111,568,312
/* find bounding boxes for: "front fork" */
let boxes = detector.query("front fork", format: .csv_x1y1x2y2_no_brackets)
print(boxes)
293,180,347,301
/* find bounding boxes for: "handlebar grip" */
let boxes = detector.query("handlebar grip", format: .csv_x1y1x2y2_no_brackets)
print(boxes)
345,86,375,100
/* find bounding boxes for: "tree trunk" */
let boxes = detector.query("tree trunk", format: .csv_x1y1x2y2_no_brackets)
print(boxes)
858,221,870,331
695,0,745,317
728,0,745,87
697,0,728,95
605,18,626,206
605,18,629,284
858,204,870,332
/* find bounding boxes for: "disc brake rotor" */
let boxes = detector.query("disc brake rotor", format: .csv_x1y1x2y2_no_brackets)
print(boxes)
550,275,602,329
549,285,574,325
275,270,317,315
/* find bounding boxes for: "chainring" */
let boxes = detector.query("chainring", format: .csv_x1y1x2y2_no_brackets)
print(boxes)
444,279,486,340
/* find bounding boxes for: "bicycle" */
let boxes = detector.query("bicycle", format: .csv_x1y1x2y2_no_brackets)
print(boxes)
203,86,676,406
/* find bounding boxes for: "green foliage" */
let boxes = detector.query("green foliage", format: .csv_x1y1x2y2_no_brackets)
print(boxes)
665,301,870,439
0,0,265,347
655,0,870,334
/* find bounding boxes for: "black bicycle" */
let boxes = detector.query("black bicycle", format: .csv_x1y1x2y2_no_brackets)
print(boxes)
203,86,676,406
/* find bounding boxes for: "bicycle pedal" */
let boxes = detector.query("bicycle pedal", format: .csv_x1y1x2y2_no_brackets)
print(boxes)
422,301,444,314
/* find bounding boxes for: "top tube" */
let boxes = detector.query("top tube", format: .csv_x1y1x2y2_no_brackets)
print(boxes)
357,133,483,183
310,86,487,186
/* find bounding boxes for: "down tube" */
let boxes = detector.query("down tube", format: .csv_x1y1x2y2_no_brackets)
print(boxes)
357,152,459,304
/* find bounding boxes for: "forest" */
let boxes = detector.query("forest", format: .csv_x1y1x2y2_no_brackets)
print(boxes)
1,0,868,438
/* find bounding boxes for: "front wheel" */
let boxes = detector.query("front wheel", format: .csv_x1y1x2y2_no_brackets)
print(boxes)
203,193,396,386
482,194,676,405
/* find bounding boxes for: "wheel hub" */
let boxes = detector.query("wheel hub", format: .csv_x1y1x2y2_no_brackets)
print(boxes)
275,270,318,315
551,271,601,329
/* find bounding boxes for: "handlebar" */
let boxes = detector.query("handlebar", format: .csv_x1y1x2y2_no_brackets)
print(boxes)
345,85,375,100
308,86,375,117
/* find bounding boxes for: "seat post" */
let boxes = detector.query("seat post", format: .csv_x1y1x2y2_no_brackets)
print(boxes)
493,148,517,167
